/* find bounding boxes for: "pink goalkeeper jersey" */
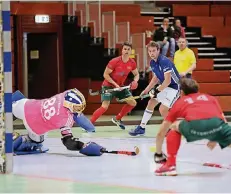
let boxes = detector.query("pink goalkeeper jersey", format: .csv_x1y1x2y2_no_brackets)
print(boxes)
24,91,75,135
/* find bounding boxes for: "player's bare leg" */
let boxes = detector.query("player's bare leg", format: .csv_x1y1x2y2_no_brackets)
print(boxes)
112,99,137,130
155,120,182,176
159,104,169,118
90,101,110,124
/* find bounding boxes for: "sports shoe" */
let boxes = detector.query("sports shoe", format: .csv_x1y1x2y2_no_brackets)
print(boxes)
129,125,145,136
155,163,177,176
111,118,125,129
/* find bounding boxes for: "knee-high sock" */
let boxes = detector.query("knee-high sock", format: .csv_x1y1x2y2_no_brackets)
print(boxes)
166,130,182,166
140,108,153,128
116,104,135,120
90,107,107,124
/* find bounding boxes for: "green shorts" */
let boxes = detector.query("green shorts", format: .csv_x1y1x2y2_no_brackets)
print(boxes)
179,117,231,149
101,86,132,102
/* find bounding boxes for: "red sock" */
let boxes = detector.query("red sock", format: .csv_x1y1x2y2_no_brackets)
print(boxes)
90,107,107,124
116,104,135,120
166,130,181,166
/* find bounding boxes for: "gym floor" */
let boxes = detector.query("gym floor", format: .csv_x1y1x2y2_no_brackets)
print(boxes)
2,121,231,193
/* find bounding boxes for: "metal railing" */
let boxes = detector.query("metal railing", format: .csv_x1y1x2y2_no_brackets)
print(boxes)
115,21,130,44
102,11,116,49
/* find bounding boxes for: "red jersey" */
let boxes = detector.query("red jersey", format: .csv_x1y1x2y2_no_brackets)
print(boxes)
166,93,224,123
102,56,137,87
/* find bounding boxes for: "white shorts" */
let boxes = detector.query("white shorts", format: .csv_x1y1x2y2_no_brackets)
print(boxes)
156,87,180,108
12,99,46,142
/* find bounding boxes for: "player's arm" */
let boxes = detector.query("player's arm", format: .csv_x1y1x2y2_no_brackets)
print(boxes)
158,71,171,91
143,73,159,92
132,68,139,82
158,60,172,91
103,67,120,88
129,68,140,90
60,127,103,156
60,127,84,151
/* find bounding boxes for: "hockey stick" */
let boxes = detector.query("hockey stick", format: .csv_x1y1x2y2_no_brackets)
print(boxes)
117,94,150,102
149,146,231,170
101,146,139,156
203,162,231,170
178,159,231,170
89,86,130,96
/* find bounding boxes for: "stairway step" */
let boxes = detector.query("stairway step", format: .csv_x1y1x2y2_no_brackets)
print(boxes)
154,21,173,25
188,42,213,48
199,53,227,56
196,59,214,70
154,16,175,20
198,53,229,59
185,32,201,38
185,27,201,36
186,37,200,40
213,58,231,63
200,83,231,95
214,58,231,61
141,11,171,15
214,65,231,70
214,64,231,68
203,35,214,38
193,71,230,83
141,11,171,17
198,47,216,51
185,32,196,35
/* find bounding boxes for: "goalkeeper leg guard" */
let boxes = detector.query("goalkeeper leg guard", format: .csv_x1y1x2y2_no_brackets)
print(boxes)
12,90,25,103
13,135,49,155
74,114,95,132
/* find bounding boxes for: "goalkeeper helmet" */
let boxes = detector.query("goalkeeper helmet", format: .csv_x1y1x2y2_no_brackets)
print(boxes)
63,88,86,114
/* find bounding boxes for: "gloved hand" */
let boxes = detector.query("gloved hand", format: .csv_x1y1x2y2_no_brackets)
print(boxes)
154,153,167,164
149,85,160,98
140,88,149,97
130,81,138,90
79,142,105,156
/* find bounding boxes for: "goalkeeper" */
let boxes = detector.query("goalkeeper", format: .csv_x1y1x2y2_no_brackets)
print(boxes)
12,89,104,156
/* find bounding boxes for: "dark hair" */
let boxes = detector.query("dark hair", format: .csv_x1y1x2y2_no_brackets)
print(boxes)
122,41,132,49
180,78,199,95
174,18,181,25
147,41,160,50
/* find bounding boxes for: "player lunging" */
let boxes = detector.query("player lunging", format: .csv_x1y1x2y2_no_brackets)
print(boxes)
129,41,180,136
154,78,231,176
12,89,104,156
90,42,139,129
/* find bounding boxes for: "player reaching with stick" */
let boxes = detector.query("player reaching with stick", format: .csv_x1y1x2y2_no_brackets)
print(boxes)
12,89,104,156
90,42,139,129
154,78,231,176
129,41,180,136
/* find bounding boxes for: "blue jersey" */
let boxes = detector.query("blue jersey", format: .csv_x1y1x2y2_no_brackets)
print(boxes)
150,55,180,90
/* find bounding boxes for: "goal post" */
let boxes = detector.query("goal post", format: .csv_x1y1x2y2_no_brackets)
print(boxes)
0,1,13,174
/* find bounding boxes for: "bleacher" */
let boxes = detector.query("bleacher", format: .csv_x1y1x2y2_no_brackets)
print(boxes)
65,2,231,114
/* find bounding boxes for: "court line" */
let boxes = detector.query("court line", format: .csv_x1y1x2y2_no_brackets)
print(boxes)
14,173,176,193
